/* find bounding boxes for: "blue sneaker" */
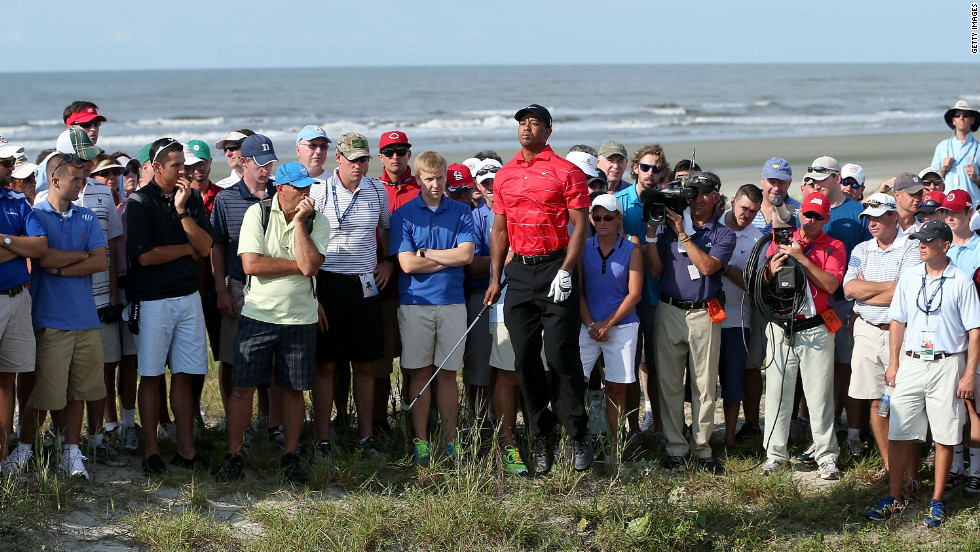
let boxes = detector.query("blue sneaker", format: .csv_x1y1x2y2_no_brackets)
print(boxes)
864,496,902,521
796,442,816,466
923,499,946,528
443,441,466,466
413,438,431,467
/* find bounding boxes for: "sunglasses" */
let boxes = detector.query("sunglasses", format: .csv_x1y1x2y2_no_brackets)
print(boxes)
0,158,14,169
302,142,330,152
807,166,838,174
476,166,499,177
862,200,893,209
51,153,78,176
152,138,179,163
842,179,864,189
124,168,139,176
591,214,616,222
380,147,410,158
96,168,123,178
344,155,370,164
802,211,826,221
953,111,975,119
73,121,102,129
224,144,241,153
638,163,664,174
921,178,943,185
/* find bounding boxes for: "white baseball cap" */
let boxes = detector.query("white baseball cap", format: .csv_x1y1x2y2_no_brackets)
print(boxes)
566,151,599,178
840,163,865,186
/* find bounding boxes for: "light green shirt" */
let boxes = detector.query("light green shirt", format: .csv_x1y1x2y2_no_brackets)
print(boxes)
238,195,330,325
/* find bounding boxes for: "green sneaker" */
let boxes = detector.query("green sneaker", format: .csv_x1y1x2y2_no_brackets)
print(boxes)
502,446,528,476
413,438,431,467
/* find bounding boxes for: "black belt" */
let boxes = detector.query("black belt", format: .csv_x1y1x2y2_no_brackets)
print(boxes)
858,315,890,331
320,271,360,282
513,248,566,265
660,294,706,310
791,314,825,332
905,351,956,360
0,283,28,297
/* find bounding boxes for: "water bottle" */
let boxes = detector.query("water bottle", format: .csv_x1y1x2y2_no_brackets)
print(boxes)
877,385,893,418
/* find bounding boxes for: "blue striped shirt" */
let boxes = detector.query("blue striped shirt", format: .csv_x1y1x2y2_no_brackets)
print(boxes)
210,179,276,282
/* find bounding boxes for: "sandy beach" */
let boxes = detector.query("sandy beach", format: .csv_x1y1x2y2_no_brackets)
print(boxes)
212,130,951,201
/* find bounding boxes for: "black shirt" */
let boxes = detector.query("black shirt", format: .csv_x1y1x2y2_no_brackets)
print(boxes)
123,180,214,302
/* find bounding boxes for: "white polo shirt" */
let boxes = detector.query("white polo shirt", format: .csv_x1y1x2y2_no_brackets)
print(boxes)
889,259,980,355
843,231,920,325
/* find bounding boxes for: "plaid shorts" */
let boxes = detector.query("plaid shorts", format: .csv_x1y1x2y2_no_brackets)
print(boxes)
234,316,317,390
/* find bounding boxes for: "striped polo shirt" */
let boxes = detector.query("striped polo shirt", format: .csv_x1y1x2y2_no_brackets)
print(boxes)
210,179,276,282
844,231,921,325
493,146,589,255
310,169,390,274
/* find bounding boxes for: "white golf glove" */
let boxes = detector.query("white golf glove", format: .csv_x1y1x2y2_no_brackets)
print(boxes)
548,269,572,303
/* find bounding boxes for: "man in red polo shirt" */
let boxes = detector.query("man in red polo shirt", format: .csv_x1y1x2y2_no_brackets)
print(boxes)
485,104,594,476
374,131,420,431
761,191,847,480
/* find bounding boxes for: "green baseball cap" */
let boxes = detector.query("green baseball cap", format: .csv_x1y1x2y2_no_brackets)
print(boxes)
138,143,153,165
336,132,370,161
183,139,211,164
56,127,103,161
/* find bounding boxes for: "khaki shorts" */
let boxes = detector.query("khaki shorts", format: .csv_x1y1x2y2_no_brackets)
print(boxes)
218,278,246,365
489,321,546,372
0,291,36,373
29,328,105,411
372,297,400,377
848,316,889,400
398,304,466,371
100,320,122,364
889,353,965,445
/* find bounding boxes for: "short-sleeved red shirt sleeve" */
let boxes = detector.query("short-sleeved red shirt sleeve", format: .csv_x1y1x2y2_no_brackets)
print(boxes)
493,146,589,255
766,229,846,314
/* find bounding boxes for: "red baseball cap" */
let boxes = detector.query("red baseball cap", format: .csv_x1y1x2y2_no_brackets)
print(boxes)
801,192,831,219
940,189,973,212
66,106,107,127
446,164,474,192
379,131,411,151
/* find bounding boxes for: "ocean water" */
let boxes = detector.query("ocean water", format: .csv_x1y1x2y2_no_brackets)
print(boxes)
0,63,976,160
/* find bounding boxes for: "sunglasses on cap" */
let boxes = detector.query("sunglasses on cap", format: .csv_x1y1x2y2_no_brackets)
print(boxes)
918,199,942,209
862,200,893,209
842,178,863,189
73,120,101,129
0,158,14,169
591,214,616,222
476,166,499,177
802,211,826,221
224,144,241,153
807,166,838,174
921,178,943,185
953,111,975,119
380,147,410,158
638,163,664,174
51,153,79,175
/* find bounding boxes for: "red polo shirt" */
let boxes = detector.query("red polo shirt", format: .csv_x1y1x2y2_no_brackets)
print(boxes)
766,229,846,314
201,181,220,217
493,146,589,255
380,169,420,213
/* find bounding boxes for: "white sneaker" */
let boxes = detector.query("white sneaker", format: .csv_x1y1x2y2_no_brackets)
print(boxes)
157,422,176,441
1,445,33,476
639,411,655,432
761,458,784,475
60,449,90,480
819,459,841,480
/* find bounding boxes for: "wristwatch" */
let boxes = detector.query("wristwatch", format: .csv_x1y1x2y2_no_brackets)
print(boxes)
417,248,427,258
176,210,191,220
1,235,10,248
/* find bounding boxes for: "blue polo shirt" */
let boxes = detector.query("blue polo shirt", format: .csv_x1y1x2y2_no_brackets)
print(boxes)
30,200,104,331
0,188,45,290
210,179,276,282
932,133,980,202
466,201,492,291
656,216,736,303
615,183,661,306
948,234,980,276
391,195,476,305
825,197,870,264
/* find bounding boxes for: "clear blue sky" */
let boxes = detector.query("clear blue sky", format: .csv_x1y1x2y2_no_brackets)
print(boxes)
1,0,976,72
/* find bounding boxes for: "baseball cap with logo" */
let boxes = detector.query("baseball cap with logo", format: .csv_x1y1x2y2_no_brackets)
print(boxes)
446,164,474,192
687,171,722,193
514,104,552,128
762,157,792,180
241,134,278,166
215,131,250,150
892,172,924,195
918,166,943,182
859,192,896,218
57,128,103,161
804,156,841,182
336,132,370,161
12,159,38,180
183,140,212,165
379,131,411,151
801,192,831,219
590,193,620,214
910,220,953,243
565,151,599,177
296,125,332,145
474,158,502,184
598,141,628,160
275,162,317,188
65,106,107,127
840,163,865,186
940,189,973,212
462,157,481,175
916,190,947,214
0,136,25,159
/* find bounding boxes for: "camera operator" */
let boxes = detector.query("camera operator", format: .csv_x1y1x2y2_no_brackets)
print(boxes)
759,192,847,480
645,171,735,473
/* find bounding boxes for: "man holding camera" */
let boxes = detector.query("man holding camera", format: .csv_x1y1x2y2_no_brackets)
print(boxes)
644,171,735,473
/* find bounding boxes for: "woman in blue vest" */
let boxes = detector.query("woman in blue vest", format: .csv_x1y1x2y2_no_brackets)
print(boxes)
578,194,643,462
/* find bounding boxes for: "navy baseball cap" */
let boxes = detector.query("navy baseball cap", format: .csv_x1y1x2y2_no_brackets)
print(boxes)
515,104,552,128
275,162,317,188
762,157,792,180
241,134,278,166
